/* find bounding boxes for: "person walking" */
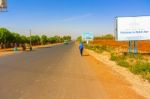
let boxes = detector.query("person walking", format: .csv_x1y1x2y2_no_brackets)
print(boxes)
79,42,84,56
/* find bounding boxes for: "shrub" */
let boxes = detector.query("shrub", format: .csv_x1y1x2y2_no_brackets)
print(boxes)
130,62,150,74
117,60,129,67
127,53,143,60
110,53,129,67
145,73,150,82
110,53,118,61
130,64,150,82
110,53,126,60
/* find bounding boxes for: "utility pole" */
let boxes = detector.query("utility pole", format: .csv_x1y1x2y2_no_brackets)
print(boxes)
29,29,32,51
0,0,7,49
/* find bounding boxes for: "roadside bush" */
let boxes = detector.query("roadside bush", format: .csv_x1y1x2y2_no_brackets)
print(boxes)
105,46,114,52
110,53,129,67
127,53,143,60
145,73,150,82
110,53,118,61
85,43,114,54
110,53,126,61
117,59,129,67
130,62,150,74
130,62,150,82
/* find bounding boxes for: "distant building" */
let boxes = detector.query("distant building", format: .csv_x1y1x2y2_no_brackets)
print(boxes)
0,0,7,8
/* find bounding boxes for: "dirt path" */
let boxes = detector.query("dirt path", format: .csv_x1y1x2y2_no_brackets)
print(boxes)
84,52,145,99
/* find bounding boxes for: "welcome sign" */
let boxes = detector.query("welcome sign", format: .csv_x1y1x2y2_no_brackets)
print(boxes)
82,32,94,41
115,16,150,41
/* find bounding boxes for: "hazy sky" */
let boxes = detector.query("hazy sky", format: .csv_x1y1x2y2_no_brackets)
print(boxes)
0,0,150,38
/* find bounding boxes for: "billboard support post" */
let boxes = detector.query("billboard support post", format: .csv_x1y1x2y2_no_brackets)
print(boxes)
86,40,89,45
128,40,138,55
128,41,132,54
134,41,138,54
29,29,32,51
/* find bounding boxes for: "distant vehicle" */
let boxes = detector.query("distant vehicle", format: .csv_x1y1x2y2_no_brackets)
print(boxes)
64,40,69,44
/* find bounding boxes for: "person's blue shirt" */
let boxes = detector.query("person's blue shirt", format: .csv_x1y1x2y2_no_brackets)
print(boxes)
79,43,84,50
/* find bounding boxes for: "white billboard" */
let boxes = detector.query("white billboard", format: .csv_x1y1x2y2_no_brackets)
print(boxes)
115,16,150,41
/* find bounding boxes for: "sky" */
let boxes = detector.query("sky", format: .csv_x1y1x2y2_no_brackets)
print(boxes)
0,0,150,38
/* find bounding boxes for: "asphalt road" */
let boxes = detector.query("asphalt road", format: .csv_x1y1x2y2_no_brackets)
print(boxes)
0,42,110,99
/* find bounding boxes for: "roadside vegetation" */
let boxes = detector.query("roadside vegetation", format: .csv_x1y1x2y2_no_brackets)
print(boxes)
76,36,82,42
0,28,71,49
94,34,114,40
76,34,114,42
84,44,113,53
110,53,150,82
77,34,150,82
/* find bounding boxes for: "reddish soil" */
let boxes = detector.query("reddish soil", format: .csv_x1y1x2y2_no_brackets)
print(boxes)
85,54,144,99
92,40,150,52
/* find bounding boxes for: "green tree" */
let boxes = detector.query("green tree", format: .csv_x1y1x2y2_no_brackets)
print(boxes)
54,36,62,43
31,35,41,45
63,36,71,41
0,27,72,49
76,36,82,42
0,28,12,48
41,35,48,45
48,37,57,44
11,32,21,43
20,35,28,44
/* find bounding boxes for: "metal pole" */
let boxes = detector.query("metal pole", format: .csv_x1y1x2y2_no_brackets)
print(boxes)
29,29,32,51
0,0,7,50
134,40,138,54
128,40,132,54
86,40,89,45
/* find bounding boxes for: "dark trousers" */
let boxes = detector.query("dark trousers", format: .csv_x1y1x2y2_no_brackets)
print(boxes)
80,48,83,56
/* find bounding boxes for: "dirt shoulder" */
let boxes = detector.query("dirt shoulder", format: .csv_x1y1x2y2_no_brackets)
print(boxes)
84,49,150,99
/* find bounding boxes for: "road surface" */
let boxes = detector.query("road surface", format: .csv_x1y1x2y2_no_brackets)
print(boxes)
0,42,143,99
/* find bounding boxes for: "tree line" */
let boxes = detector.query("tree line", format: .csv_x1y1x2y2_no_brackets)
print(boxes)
76,34,114,42
94,34,114,40
0,28,71,49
